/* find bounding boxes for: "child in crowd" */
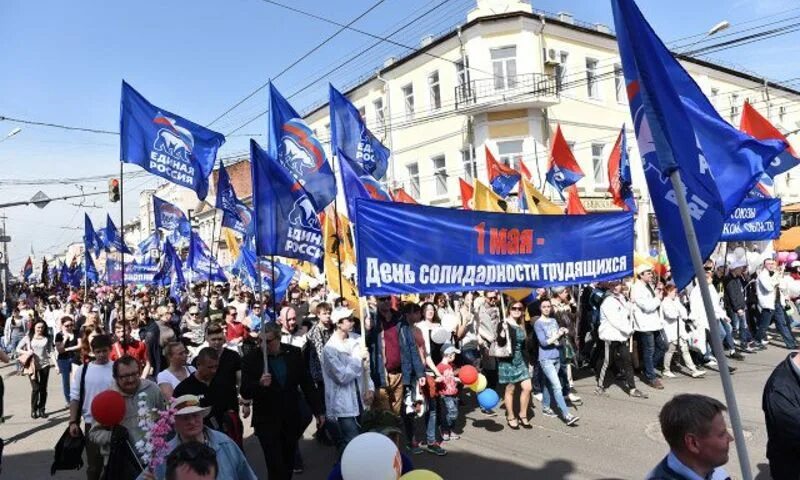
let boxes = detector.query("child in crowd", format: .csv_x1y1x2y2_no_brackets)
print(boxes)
436,344,461,441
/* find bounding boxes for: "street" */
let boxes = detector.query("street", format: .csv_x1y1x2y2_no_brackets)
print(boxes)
0,340,790,480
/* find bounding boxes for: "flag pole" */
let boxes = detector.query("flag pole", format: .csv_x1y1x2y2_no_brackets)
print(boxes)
269,254,277,315
207,208,218,303
119,160,127,343
331,152,345,297
669,170,752,480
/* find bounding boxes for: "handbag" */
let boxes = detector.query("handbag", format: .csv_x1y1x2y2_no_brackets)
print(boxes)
489,321,513,359
52,363,88,473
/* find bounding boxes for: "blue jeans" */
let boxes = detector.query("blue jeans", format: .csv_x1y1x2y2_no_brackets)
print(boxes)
425,397,438,444
758,308,797,348
539,358,568,415
732,312,752,344
637,331,667,381
56,358,73,404
6,333,23,373
331,416,361,453
440,396,458,433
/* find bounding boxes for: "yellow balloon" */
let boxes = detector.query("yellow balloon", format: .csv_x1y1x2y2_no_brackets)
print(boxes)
468,373,487,393
400,470,444,480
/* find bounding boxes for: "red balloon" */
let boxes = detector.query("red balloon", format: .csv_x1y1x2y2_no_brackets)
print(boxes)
458,365,478,385
91,390,126,426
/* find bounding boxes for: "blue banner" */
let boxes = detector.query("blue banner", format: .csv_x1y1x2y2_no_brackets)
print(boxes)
250,139,324,268
186,232,226,282
355,199,633,295
84,214,102,257
720,198,781,241
105,215,133,254
153,196,192,246
120,81,225,200
84,250,99,284
268,83,336,212
230,247,295,301
216,161,250,235
329,84,390,180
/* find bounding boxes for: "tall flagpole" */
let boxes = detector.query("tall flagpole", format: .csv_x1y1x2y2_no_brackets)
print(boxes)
207,208,218,303
119,160,127,343
669,170,752,480
330,152,345,297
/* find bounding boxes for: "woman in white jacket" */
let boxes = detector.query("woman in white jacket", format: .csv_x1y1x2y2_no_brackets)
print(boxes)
322,307,374,454
661,285,705,378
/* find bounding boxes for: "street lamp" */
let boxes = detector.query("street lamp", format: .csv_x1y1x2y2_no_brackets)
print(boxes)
0,127,21,143
681,20,730,54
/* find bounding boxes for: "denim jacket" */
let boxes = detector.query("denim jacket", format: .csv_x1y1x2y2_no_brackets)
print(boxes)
366,311,425,387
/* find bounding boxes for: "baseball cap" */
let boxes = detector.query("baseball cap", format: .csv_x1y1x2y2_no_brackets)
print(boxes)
172,395,211,417
442,344,460,356
331,307,354,323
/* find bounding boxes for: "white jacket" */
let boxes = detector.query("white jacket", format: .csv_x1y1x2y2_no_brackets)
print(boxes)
598,294,633,342
689,282,726,330
631,281,662,332
660,297,688,343
322,333,374,419
757,268,779,310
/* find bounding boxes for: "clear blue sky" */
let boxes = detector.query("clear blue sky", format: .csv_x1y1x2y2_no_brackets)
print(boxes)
1,0,798,271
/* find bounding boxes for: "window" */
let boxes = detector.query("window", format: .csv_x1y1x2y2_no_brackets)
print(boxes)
586,58,599,99
324,123,331,139
710,87,719,107
730,93,739,122
358,106,366,121
491,46,517,90
592,143,605,184
555,51,568,92
456,58,470,86
407,163,420,197
428,71,441,110
780,105,787,123
614,64,624,102
432,155,447,195
567,141,576,152
497,140,524,170
373,98,385,125
402,84,415,119
461,147,476,183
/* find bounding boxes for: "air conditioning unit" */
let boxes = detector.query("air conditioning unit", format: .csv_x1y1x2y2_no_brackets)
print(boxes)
544,48,561,66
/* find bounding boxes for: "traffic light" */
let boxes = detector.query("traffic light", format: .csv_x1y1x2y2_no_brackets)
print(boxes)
108,178,120,202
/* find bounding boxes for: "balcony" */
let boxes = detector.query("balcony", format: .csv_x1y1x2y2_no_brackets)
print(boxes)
454,72,559,112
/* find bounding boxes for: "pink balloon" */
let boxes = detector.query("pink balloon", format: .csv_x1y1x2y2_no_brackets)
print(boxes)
788,252,799,263
777,252,790,263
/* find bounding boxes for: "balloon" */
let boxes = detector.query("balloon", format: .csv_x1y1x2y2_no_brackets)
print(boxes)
649,248,658,257
458,365,478,385
477,388,500,410
400,470,443,480
787,252,799,263
342,432,402,480
787,279,800,300
747,251,761,272
430,328,450,345
734,246,746,260
468,373,487,393
777,252,790,264
91,390,125,426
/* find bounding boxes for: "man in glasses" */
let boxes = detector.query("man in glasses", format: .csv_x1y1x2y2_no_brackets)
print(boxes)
476,291,502,416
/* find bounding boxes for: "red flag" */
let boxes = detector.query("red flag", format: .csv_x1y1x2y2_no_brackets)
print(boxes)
740,101,796,155
546,125,584,192
518,159,532,180
565,185,587,215
459,178,474,210
392,188,418,204
485,146,521,197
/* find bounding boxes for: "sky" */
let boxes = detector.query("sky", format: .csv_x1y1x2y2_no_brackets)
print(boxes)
1,0,799,271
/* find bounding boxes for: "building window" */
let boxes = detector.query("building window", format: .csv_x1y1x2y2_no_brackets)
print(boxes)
428,71,441,110
730,93,739,122
432,155,447,195
614,64,624,103
710,87,719,108
491,46,517,90
357,106,366,121
567,141,576,153
780,105,787,123
592,143,605,184
373,98,384,125
555,51,568,92
402,84,414,119
497,140,524,170
456,58,470,86
407,162,420,197
324,123,331,139
586,58,599,99
461,147,476,183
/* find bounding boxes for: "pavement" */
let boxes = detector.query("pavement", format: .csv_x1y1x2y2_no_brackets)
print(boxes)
0,337,794,480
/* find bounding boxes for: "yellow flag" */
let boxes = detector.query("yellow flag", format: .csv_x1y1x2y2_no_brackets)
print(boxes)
222,228,240,259
473,180,508,213
520,178,562,214
323,210,355,265
323,252,361,318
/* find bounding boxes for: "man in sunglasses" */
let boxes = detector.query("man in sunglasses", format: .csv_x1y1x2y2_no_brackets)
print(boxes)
476,291,502,416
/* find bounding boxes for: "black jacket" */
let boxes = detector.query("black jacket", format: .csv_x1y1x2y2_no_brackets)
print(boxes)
723,275,747,313
241,343,322,430
762,353,800,480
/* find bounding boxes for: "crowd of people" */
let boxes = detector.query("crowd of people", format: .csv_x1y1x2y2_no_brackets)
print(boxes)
0,251,797,479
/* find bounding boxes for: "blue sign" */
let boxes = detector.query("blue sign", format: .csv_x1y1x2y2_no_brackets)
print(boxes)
355,199,633,295
120,81,225,200
720,198,781,241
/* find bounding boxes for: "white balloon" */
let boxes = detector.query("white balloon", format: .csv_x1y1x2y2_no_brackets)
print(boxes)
341,432,402,480
734,246,746,260
439,313,458,332
787,279,800,300
431,327,451,344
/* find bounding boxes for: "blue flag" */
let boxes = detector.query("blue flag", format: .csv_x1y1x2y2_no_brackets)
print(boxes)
329,84,391,180
120,81,225,200
215,161,251,235
105,215,133,254
611,0,786,289
84,214,102,257
338,150,391,220
84,250,99,284
250,139,324,268
268,83,336,212
153,196,192,246
231,247,295,301
153,240,185,287
137,231,161,265
186,232,226,283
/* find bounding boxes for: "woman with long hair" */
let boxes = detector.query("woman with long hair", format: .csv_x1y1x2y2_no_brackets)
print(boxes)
16,319,54,418
497,300,533,429
4,308,27,374
53,315,80,406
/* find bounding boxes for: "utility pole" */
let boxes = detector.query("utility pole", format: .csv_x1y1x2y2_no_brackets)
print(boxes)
0,216,9,303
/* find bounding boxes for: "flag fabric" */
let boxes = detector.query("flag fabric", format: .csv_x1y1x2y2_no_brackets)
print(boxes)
84,214,102,256
84,249,99,284
250,139,324,268
459,178,474,210
153,196,191,245
59,262,72,287
740,101,800,178
519,177,562,214
215,161,250,235
137,231,161,265
473,180,508,213
222,228,241,260
329,84,391,180
21,257,33,281
392,188,418,204
95,228,109,253
323,209,356,267
105,215,133,254
231,247,295,300
268,83,336,212
486,146,521,198
519,160,532,180
153,240,185,287
750,174,774,198
545,125,584,195
611,0,786,289
120,81,225,200
338,152,391,220
186,232,226,283
607,125,637,212
565,185,588,215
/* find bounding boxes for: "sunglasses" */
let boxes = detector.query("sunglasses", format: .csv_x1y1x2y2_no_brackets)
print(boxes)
510,306,524,311
189,312,199,316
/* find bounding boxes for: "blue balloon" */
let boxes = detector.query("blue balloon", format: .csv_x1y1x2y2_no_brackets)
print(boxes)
649,248,658,257
477,388,500,411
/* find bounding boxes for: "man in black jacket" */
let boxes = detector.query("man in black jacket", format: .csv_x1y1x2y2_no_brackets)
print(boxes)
241,323,324,480
723,261,755,352
762,352,800,480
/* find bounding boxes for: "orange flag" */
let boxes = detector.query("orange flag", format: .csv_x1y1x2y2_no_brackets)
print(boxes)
459,178,474,210
565,185,587,215
392,188,418,204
